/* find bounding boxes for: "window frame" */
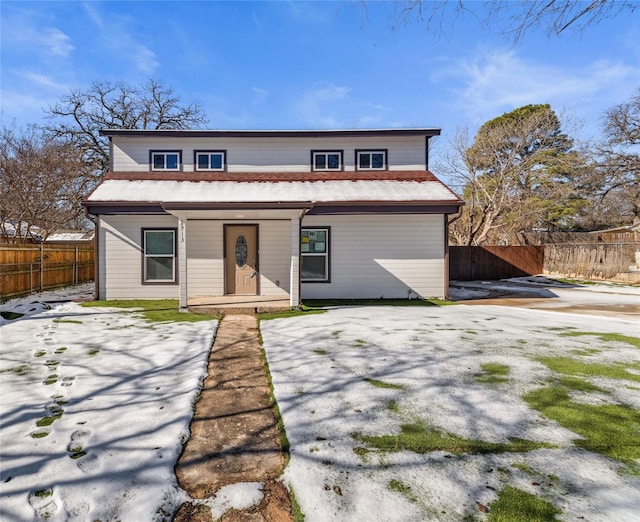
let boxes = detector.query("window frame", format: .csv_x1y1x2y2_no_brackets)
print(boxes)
194,150,227,171
311,150,343,171
355,149,388,171
301,227,331,283
141,228,178,285
150,150,182,171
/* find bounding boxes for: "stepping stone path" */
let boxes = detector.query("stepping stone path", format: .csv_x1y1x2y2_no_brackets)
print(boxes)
175,314,293,521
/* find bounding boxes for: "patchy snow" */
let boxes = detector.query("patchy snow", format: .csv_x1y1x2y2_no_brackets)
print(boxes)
2,282,640,521
261,284,640,522
0,286,218,521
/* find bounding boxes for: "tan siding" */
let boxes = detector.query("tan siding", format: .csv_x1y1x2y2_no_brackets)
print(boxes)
258,220,291,296
301,214,445,299
186,221,224,297
111,135,427,172
100,215,179,299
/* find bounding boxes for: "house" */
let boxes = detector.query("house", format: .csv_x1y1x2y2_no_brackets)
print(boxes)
83,129,463,309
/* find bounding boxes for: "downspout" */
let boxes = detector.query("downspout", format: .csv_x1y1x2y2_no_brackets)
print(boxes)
83,207,99,301
297,206,312,308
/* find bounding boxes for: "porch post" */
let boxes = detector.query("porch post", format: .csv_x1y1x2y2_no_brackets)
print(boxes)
177,214,188,312
290,217,300,308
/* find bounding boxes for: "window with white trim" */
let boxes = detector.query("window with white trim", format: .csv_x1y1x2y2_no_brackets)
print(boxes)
356,149,387,170
151,151,181,171
143,229,176,283
301,228,330,282
195,150,226,171
312,151,342,171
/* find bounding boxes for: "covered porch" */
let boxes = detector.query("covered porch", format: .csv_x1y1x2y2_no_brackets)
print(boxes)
163,205,310,312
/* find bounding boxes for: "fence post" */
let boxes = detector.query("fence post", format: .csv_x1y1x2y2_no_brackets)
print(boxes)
40,243,44,292
74,246,78,286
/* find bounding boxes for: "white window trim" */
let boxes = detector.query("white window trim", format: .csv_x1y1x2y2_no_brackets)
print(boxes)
195,151,226,171
143,229,177,283
312,150,342,171
356,150,387,171
151,151,181,171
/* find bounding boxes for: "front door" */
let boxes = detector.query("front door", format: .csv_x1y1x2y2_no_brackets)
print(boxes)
225,225,258,295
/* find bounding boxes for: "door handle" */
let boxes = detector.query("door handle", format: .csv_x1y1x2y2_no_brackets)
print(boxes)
250,271,257,278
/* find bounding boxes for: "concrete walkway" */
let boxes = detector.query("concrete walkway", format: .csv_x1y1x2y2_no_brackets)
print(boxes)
175,314,287,508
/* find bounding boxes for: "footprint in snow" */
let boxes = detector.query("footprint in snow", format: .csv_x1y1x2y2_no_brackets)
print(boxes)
61,376,75,387
67,429,91,460
28,488,59,520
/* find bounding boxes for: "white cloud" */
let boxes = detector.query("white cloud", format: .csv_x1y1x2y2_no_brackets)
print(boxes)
2,16,74,58
431,47,640,126
291,82,352,127
16,71,69,91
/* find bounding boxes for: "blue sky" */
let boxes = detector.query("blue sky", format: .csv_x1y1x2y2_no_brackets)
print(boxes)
1,1,639,158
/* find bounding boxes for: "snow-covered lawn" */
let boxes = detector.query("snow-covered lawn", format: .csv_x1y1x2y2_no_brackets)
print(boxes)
0,286,217,521
261,284,640,521
2,281,639,521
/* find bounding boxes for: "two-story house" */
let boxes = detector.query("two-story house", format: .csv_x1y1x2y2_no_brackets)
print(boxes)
83,128,463,309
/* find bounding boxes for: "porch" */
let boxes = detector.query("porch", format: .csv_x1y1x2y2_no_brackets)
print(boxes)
188,294,292,315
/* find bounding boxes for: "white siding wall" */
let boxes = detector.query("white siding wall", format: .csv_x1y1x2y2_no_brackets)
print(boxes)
301,214,445,299
185,219,290,297
99,215,179,300
186,221,224,297
100,217,293,300
111,136,427,172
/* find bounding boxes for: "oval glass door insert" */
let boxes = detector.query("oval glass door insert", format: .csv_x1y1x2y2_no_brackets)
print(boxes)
235,235,248,267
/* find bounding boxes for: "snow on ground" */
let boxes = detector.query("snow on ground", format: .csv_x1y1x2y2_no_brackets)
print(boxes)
261,282,640,522
1,281,639,521
0,286,218,521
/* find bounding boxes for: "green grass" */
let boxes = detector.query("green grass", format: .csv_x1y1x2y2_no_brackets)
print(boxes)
560,331,640,349
257,307,326,321
313,348,328,355
1,365,31,375
363,378,405,390
525,385,640,469
31,431,49,439
537,356,640,383
488,486,561,521
388,479,417,503
353,422,554,455
82,299,214,322
258,323,290,466
475,363,510,384
33,489,53,499
303,298,455,307
53,319,83,324
54,347,68,354
34,350,46,357
289,486,305,522
557,376,607,393
36,411,64,427
386,400,400,413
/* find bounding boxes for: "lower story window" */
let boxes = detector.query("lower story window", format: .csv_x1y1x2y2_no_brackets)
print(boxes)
301,228,329,282
143,229,176,283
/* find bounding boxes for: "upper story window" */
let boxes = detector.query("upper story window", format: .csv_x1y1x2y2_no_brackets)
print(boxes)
356,149,387,170
312,150,343,171
195,150,226,171
150,150,181,171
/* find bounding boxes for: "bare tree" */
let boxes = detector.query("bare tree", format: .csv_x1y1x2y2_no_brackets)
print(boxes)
444,104,587,245
392,0,636,42
44,78,208,174
0,126,100,243
576,88,640,227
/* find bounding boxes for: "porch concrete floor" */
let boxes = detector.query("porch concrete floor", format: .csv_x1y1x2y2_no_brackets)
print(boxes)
188,295,291,315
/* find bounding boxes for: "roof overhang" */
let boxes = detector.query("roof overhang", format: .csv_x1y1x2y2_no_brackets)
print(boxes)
99,128,441,139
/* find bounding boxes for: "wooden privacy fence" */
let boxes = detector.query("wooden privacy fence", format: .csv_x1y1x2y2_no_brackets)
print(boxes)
544,242,638,279
450,246,544,281
0,245,94,301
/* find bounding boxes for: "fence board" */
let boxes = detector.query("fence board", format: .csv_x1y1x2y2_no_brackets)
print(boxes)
0,245,94,301
450,246,544,281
